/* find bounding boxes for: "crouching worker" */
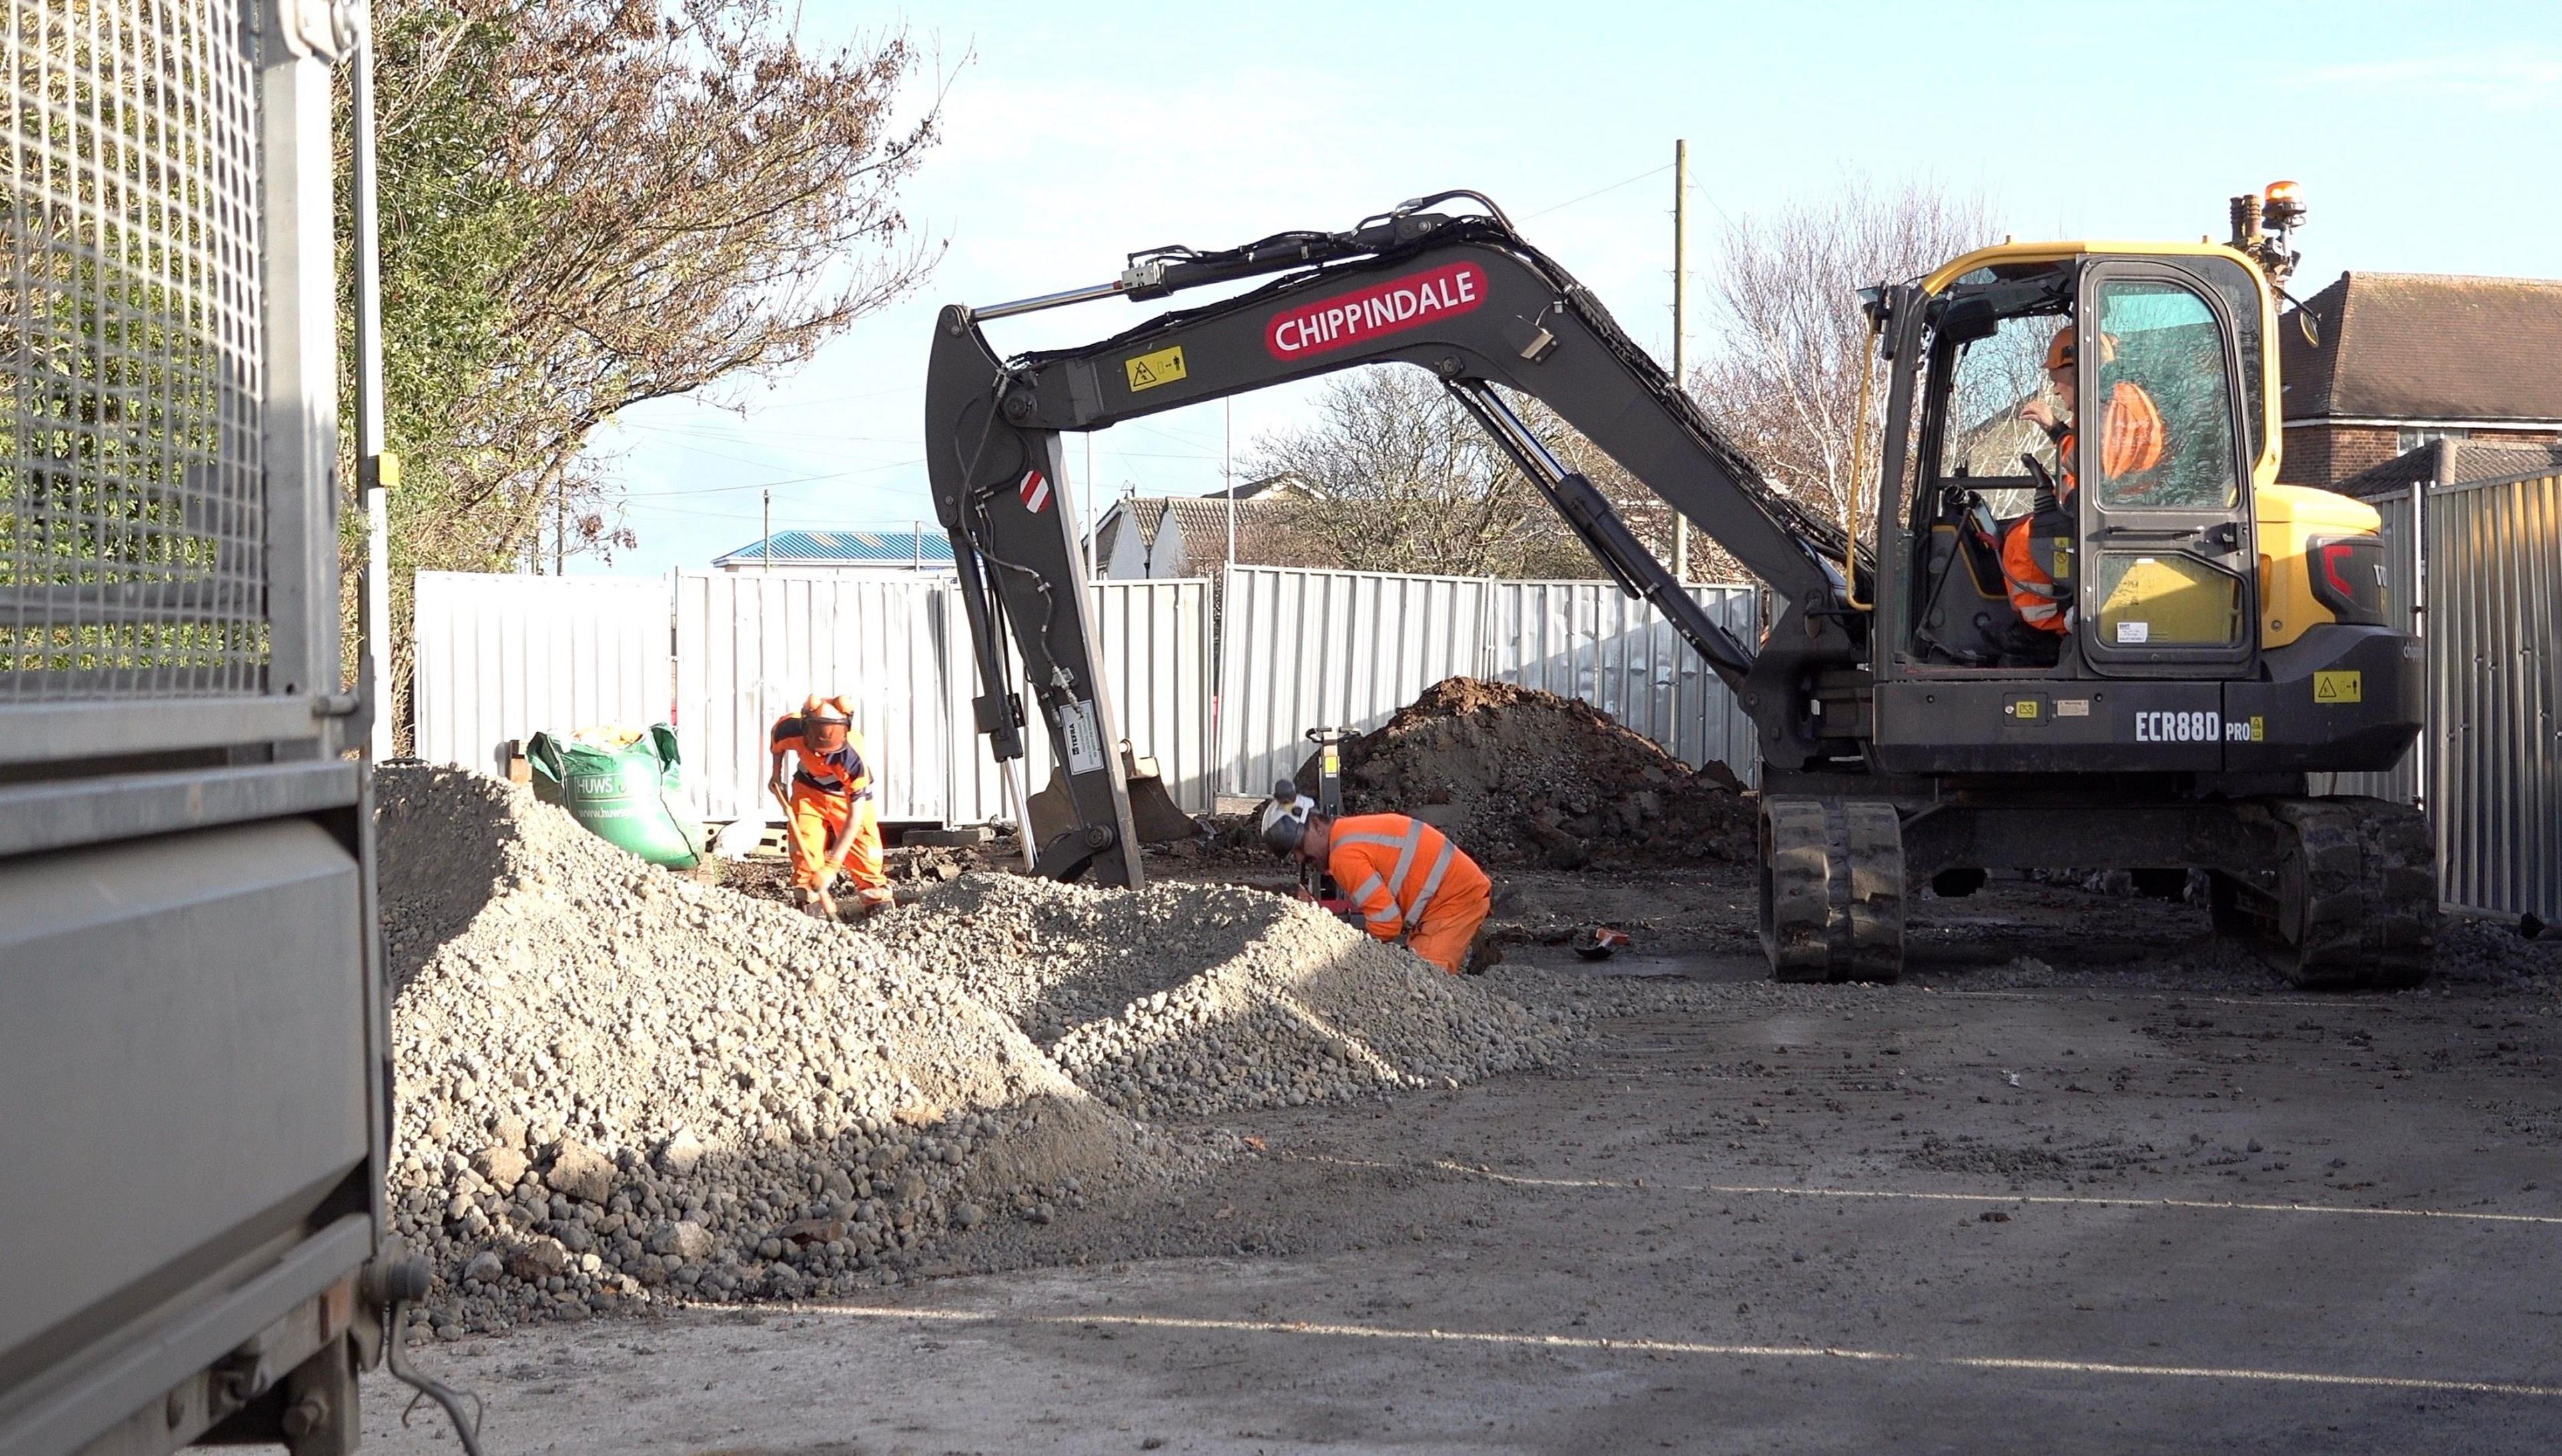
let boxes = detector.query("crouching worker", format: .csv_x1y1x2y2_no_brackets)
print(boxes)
769,695,893,920
1259,780,1499,975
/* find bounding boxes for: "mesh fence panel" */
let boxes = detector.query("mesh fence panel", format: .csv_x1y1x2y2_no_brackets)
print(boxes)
3,0,266,700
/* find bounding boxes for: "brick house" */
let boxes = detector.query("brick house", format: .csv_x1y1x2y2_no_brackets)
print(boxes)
2279,271,2562,486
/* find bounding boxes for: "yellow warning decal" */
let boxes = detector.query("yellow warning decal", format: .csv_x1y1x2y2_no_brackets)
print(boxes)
2250,715,2265,742
2314,670,2363,704
2012,699,2040,720
1124,345,1187,393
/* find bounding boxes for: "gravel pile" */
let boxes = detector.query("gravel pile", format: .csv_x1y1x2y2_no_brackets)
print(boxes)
378,765,1160,1337
1300,678,1754,868
861,874,1572,1121
376,764,1570,1335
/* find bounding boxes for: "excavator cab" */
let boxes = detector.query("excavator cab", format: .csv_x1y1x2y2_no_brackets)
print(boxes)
1897,251,2264,678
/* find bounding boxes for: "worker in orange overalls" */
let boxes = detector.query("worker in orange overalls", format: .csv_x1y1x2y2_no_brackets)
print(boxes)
1260,780,1498,975
2002,326,2168,652
767,695,892,919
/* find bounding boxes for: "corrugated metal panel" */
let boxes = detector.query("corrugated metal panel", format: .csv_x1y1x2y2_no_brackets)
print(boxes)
1218,566,1760,798
1487,580,1761,782
949,579,1216,826
675,572,952,824
1218,568,1494,798
2433,471,2561,921
412,573,670,778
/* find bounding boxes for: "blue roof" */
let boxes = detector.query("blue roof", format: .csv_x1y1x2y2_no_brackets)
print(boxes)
713,528,956,568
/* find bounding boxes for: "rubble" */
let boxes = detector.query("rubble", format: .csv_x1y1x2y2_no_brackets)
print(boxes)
378,766,1165,1335
374,763,1567,1336
860,874,1571,1121
1298,678,1755,869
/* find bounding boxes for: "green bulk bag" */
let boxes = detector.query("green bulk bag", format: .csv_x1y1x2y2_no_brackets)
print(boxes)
526,723,704,868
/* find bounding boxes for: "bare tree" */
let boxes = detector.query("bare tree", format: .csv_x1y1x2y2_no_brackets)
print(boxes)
1243,369,1751,583
1246,368,1583,578
1692,179,1999,521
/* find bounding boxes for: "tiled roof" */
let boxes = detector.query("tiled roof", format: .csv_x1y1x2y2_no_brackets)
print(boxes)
712,528,955,568
2282,271,2562,423
1157,497,1324,570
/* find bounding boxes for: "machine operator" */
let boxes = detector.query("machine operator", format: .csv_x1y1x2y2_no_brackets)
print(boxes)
1260,780,1499,976
2000,325,2167,654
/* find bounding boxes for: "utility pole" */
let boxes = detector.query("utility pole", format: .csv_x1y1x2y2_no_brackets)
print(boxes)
352,19,393,757
553,479,565,575
1084,432,1098,580
1223,398,1236,566
762,489,772,572
1671,137,1690,585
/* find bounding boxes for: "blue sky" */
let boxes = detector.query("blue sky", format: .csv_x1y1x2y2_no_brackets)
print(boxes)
576,0,2562,576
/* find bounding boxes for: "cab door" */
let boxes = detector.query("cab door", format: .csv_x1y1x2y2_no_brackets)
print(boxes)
2073,260,2258,678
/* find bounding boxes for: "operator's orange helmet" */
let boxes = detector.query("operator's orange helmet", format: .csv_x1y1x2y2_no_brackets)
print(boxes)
2045,326,2119,372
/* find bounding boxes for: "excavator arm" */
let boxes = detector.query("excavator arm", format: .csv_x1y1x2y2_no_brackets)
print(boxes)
925,195,1863,886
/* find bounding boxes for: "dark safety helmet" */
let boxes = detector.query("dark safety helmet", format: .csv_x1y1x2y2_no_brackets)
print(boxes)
1259,778,1314,856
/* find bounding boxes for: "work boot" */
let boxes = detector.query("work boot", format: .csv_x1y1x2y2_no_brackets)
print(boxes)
1461,934,1503,976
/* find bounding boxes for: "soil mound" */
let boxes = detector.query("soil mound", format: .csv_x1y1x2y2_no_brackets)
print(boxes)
1300,678,1754,868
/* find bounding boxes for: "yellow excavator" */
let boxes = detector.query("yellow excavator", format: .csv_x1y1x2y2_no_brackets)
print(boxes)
927,181,2430,986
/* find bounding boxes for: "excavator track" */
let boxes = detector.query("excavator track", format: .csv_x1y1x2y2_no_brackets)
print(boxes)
2213,797,2437,988
1759,798,1904,983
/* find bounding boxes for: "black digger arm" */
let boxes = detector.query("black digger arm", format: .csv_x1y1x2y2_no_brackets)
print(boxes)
925,198,1862,886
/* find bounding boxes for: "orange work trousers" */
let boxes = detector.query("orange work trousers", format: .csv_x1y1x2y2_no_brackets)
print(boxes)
787,783,890,906
1404,878,1492,975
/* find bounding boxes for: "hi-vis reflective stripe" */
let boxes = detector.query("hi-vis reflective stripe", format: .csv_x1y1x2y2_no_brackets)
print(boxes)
1387,819,1428,896
1406,842,1458,924
1352,872,1399,926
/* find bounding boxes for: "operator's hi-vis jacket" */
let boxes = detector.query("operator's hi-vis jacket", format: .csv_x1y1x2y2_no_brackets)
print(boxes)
2002,380,2167,634
1324,813,1491,973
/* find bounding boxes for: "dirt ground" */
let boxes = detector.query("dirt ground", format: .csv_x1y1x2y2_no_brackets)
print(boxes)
364,862,2562,1455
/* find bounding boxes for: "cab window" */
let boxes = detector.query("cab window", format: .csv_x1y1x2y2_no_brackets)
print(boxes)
2087,279,2238,510
1935,313,2064,518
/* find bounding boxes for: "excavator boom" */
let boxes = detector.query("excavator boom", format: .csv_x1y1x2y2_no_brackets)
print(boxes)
926,199,1862,884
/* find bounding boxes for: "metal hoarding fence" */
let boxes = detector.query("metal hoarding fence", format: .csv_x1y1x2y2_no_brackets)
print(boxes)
409,572,1216,828
1217,566,1762,800
420,567,1753,828
2324,470,2561,922
411,571,671,778
2429,471,2561,922
675,570,955,825
1216,566,1495,800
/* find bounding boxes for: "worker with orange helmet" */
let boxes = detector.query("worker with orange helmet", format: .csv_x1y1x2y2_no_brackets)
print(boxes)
1260,781,1499,976
2002,325,2168,645
768,694,892,919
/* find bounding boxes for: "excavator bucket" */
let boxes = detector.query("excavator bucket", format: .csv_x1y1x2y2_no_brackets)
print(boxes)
1025,745,1202,850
